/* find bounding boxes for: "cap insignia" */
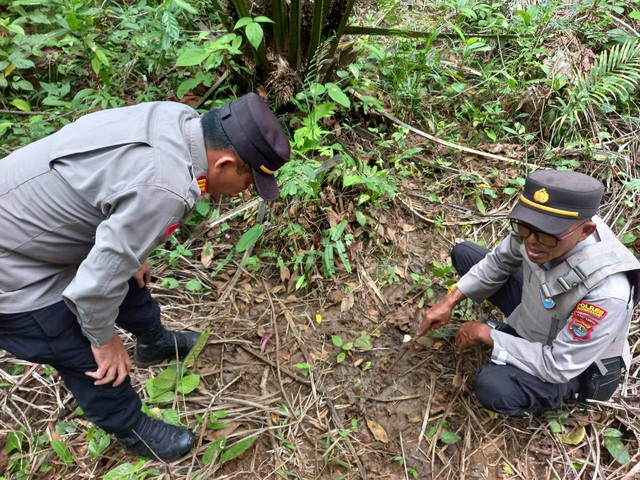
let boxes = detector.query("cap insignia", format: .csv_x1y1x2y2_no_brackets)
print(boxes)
259,165,275,175
197,174,208,195
534,188,549,204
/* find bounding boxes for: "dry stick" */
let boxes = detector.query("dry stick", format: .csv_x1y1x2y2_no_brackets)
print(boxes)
353,91,540,170
399,431,410,480
0,109,54,116
417,375,436,449
237,344,311,386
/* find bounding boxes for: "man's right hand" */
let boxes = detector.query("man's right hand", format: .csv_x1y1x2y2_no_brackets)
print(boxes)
415,286,467,337
86,333,133,387
416,301,454,337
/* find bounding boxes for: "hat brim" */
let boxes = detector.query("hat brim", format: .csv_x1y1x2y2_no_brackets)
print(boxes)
508,202,578,235
251,168,279,201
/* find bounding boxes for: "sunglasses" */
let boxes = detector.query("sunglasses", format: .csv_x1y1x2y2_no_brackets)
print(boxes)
510,220,585,248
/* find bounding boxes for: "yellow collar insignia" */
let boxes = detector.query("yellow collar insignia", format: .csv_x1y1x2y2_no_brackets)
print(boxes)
197,174,208,195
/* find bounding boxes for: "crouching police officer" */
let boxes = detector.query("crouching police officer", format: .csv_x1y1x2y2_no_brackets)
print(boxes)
416,170,640,415
0,93,290,460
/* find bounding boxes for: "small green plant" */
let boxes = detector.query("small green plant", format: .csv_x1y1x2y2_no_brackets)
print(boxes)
295,362,311,377
145,329,210,403
332,331,372,363
392,456,419,478
426,419,461,444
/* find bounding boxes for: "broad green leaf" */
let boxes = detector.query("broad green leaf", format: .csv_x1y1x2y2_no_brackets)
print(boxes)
7,23,25,35
354,332,372,351
95,49,110,67
5,431,23,453
604,435,630,465
174,0,198,14
219,435,259,463
91,55,101,75
236,224,264,252
440,431,461,444
557,426,585,445
196,200,211,216
161,277,179,289
331,335,343,347
88,428,110,460
336,352,346,363
162,408,182,426
65,10,79,31
175,48,209,67
603,428,623,438
55,420,77,435
185,279,203,291
342,342,353,351
630,11,640,19
153,367,177,392
325,83,350,108
212,410,228,419
10,99,30,112
177,374,200,394
355,210,366,226
475,195,486,214
203,437,226,464
183,328,211,367
234,17,253,29
209,421,227,430
51,439,73,465
253,16,275,23
10,57,35,69
177,78,201,99
149,391,175,403
245,22,264,50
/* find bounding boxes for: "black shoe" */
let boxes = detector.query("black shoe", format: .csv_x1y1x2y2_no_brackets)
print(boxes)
134,325,200,367
115,414,195,462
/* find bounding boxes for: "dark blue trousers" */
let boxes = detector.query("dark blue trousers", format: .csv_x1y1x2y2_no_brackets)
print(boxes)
0,279,161,433
451,242,581,415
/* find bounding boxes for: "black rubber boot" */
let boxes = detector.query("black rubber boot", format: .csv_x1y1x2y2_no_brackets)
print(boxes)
134,324,200,367
115,414,195,462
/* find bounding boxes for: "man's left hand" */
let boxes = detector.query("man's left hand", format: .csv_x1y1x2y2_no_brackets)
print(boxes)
133,261,151,288
455,322,493,353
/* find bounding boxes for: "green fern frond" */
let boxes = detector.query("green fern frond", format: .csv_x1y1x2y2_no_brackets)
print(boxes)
576,40,640,106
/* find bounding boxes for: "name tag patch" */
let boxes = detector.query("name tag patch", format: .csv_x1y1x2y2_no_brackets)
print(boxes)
165,222,180,236
575,301,607,320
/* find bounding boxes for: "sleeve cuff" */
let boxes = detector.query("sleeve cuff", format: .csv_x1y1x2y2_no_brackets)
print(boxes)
81,326,115,347
490,329,508,365
456,274,485,302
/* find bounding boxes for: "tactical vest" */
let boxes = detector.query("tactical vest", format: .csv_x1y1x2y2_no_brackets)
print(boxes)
507,216,640,369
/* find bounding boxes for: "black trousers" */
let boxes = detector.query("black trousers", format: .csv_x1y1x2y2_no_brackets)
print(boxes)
0,279,161,433
451,242,581,416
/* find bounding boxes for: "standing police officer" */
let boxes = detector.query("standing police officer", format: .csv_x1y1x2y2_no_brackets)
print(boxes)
0,93,291,460
416,170,640,415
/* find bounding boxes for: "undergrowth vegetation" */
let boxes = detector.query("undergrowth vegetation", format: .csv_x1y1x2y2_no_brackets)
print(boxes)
1,0,639,478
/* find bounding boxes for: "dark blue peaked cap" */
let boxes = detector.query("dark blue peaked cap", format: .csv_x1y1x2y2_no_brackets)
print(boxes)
220,93,291,201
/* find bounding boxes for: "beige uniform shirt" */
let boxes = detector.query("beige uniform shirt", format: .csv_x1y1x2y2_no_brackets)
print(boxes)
0,102,209,346
457,232,635,383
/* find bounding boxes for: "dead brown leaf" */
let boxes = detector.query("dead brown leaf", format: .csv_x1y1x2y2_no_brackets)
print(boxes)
366,419,389,443
340,293,355,312
201,241,214,268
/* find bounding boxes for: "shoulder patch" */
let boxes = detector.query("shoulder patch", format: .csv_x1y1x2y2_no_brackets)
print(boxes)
568,312,599,342
165,222,180,236
574,301,608,320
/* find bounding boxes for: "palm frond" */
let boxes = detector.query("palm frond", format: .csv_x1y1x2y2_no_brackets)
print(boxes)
577,39,640,106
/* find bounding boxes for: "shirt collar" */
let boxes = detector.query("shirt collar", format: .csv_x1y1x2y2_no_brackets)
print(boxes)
187,116,209,180
546,232,599,269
